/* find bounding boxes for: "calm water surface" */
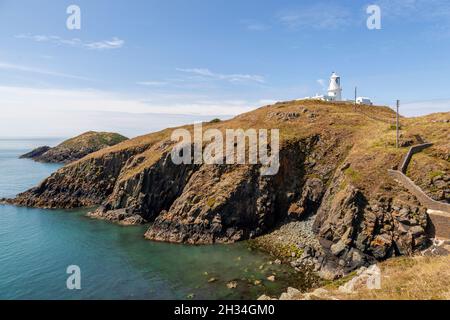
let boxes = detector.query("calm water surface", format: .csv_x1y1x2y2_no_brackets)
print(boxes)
0,138,297,300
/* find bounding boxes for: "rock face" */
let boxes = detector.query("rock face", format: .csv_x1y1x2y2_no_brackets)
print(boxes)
11,142,147,208
20,146,51,159
309,180,428,277
19,131,128,164
6,101,449,277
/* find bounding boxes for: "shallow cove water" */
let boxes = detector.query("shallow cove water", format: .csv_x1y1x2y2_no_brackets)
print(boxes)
0,138,301,300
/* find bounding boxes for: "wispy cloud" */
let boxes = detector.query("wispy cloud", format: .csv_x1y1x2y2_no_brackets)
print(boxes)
176,68,265,84
402,99,450,116
15,34,124,50
0,85,231,137
375,0,450,19
84,38,124,50
241,19,270,31
277,3,352,30
373,0,450,38
317,79,326,90
136,81,168,86
0,85,257,117
0,61,90,80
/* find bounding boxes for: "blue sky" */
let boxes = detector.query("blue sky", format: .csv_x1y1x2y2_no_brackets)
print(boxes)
1,0,449,137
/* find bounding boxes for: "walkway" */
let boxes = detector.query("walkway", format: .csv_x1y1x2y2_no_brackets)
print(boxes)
388,143,450,239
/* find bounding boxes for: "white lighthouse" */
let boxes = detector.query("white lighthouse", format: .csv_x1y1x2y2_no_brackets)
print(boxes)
327,72,342,101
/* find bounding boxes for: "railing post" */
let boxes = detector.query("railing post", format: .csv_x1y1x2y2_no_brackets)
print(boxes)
396,100,400,149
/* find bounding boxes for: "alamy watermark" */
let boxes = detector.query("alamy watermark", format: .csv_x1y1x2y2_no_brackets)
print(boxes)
339,265,381,293
64,4,381,32
367,5,381,30
170,123,280,176
66,265,81,290
66,5,81,30
366,265,381,290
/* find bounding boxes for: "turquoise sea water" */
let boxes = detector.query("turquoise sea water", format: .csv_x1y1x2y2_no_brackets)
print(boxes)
0,138,297,300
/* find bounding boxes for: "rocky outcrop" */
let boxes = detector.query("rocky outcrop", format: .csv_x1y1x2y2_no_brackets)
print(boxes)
145,164,278,243
88,150,199,224
294,171,430,278
19,131,128,164
82,136,325,243
9,145,148,208
143,136,341,244
20,146,51,159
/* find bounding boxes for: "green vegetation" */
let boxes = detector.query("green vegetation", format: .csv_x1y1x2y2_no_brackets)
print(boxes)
248,240,303,260
429,170,445,179
322,270,358,289
206,197,216,208
344,167,362,183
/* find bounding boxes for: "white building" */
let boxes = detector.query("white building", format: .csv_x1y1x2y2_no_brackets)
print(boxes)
327,72,342,101
356,97,373,105
301,72,343,102
301,72,373,105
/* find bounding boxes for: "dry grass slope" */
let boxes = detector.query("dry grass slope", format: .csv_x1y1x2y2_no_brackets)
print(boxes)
333,255,450,300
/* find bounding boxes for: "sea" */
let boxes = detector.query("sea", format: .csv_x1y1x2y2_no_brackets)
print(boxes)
0,138,298,300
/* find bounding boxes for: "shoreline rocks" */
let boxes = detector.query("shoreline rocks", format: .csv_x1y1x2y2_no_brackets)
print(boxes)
87,207,146,225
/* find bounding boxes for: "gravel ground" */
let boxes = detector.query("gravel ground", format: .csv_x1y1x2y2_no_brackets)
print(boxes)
251,215,322,261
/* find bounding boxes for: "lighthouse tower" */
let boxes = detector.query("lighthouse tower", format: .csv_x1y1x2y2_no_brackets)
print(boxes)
327,72,342,101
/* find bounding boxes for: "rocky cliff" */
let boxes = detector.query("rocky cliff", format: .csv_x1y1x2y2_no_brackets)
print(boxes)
20,146,51,159
20,131,128,164
5,101,449,277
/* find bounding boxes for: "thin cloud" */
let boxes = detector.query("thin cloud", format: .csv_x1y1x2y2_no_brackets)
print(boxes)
375,0,450,19
317,79,326,90
15,34,124,50
277,3,352,30
369,1,450,39
241,19,270,31
0,61,91,80
136,81,168,86
176,68,265,84
0,85,257,116
85,38,124,50
402,99,450,117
